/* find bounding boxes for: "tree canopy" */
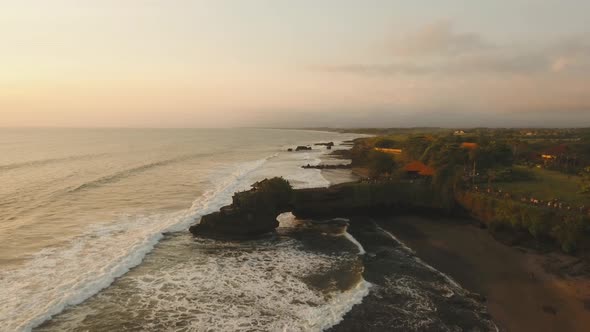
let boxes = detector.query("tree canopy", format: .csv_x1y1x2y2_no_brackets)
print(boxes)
368,151,397,177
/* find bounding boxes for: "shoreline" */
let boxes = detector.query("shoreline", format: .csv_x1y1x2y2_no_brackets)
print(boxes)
378,215,590,332
318,138,590,330
329,216,496,331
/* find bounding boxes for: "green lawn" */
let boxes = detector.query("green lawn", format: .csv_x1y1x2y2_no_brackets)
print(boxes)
495,166,589,206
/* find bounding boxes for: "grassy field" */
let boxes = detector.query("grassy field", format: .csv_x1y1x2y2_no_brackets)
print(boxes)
495,166,588,206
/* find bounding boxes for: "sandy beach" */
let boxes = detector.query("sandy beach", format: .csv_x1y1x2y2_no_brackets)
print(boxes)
379,215,590,332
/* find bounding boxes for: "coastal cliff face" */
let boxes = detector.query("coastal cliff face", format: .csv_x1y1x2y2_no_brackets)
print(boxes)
292,182,446,219
456,192,589,253
191,179,447,239
190,176,589,256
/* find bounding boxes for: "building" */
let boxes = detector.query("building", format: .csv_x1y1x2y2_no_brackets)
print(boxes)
374,148,403,155
542,144,568,160
404,161,435,178
541,144,571,167
460,142,478,150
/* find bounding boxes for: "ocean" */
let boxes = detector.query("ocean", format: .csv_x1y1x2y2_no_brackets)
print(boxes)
0,128,369,331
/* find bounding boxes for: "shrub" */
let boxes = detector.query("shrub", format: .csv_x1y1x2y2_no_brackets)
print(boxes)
374,138,398,149
493,167,535,182
367,151,397,177
236,177,293,213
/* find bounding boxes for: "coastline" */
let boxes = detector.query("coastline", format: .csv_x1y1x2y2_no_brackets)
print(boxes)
328,216,496,331
318,145,590,331
185,134,589,331
378,215,590,332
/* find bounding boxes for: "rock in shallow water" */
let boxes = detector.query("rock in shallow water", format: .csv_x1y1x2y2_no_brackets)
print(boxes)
190,177,293,239
189,209,281,239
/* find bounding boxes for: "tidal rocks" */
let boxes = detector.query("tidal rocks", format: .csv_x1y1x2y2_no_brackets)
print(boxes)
190,208,281,238
314,142,335,147
295,146,312,151
301,164,351,170
314,142,334,150
190,178,294,238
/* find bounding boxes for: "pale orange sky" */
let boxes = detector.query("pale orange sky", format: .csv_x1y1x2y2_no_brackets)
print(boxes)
2,0,590,127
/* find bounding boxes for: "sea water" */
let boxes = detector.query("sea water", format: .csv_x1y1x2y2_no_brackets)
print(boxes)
0,128,367,331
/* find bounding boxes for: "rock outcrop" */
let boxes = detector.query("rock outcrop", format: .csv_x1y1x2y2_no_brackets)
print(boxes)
314,142,335,147
301,163,351,169
190,178,294,238
295,146,312,151
191,179,446,239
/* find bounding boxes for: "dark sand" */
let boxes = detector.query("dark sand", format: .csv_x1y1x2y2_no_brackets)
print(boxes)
380,215,590,332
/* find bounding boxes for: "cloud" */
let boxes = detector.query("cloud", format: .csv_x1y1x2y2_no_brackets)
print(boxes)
316,51,549,76
551,56,572,72
316,22,590,77
392,20,490,57
307,21,590,122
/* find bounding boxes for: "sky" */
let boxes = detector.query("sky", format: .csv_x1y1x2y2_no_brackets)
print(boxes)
1,0,590,128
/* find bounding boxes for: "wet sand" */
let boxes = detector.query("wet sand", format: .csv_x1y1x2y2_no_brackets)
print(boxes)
379,215,590,332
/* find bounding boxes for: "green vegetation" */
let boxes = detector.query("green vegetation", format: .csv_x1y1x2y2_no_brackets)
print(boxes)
373,137,398,148
343,127,590,255
234,177,294,213
458,192,590,253
495,167,587,205
581,167,590,194
367,151,397,177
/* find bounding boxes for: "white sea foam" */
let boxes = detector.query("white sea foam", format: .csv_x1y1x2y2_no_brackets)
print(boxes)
382,276,437,330
276,212,301,228
377,226,462,289
36,235,371,332
343,232,366,255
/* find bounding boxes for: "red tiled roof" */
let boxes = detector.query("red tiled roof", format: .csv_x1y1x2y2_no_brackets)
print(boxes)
404,161,435,176
419,165,435,176
461,142,478,150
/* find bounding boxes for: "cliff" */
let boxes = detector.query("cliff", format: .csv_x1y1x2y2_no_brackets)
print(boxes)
190,177,589,255
292,182,444,218
456,191,589,253
190,178,447,239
